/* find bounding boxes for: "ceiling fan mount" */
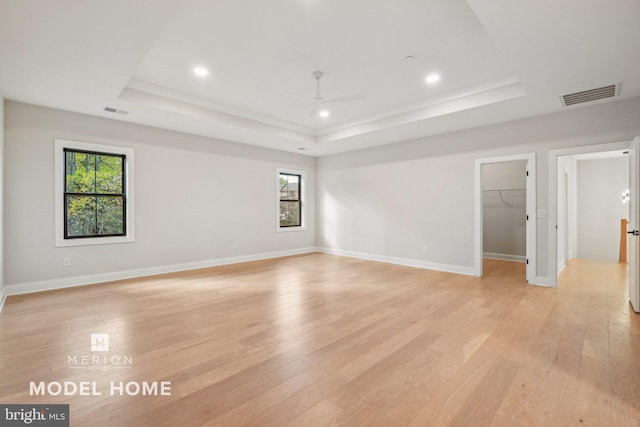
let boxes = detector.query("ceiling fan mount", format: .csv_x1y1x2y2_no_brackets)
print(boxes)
281,70,365,116
312,71,326,101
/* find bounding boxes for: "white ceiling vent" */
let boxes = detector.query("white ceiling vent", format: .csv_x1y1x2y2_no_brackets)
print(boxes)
560,83,620,107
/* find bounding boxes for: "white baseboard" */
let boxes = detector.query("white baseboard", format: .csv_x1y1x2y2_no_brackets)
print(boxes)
3,246,548,299
483,252,526,262
5,247,318,296
531,276,550,287
557,261,566,275
318,247,476,276
0,287,6,314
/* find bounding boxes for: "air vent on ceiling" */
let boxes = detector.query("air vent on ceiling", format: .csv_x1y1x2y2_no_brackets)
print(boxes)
104,106,129,115
560,83,620,107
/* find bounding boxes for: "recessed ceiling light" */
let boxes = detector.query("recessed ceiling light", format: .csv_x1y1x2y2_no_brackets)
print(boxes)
193,67,209,77
425,73,440,84
319,109,330,118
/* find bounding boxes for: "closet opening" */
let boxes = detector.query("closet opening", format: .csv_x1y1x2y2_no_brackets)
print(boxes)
475,153,536,284
482,161,527,267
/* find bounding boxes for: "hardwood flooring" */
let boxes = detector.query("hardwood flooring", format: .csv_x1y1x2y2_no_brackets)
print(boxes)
0,254,638,426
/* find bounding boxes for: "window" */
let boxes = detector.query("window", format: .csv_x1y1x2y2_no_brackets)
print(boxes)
277,169,306,231
279,173,301,227
55,139,134,247
64,149,126,238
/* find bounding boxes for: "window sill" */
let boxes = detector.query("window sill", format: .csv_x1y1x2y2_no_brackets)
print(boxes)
55,235,135,248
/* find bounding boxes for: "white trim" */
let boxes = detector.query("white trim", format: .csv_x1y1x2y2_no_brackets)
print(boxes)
126,79,316,136
547,140,632,288
276,168,308,232
0,287,6,314
5,247,318,296
628,137,640,312
483,252,526,262
533,277,550,287
557,260,566,275
318,247,476,276
475,153,536,283
54,139,135,247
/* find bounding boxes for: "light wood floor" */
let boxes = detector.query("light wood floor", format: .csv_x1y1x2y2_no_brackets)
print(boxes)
1,254,638,426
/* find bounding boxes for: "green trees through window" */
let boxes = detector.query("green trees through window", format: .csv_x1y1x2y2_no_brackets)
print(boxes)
64,149,126,238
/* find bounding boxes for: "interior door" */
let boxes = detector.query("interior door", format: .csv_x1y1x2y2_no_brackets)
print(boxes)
628,137,640,312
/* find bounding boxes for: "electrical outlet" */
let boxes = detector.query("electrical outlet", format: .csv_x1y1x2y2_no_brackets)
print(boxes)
422,246,428,254
63,257,71,267
233,241,239,249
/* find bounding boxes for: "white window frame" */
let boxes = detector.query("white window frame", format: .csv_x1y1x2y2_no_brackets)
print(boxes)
54,138,135,247
277,168,307,232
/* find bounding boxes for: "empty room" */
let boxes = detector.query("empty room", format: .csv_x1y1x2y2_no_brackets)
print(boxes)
1,1,640,426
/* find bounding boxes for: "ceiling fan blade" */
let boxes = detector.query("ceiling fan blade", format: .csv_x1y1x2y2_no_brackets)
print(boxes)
324,92,365,103
285,70,362,116
280,91,314,102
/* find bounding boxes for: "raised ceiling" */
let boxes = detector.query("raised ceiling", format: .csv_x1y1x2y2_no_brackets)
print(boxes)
1,0,639,156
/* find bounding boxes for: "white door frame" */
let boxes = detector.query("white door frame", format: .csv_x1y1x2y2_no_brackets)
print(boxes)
627,137,639,312
475,153,536,283
547,140,632,288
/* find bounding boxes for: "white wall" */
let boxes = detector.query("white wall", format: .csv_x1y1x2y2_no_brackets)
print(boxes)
0,94,4,309
4,102,316,291
576,157,627,261
482,161,526,259
318,96,640,280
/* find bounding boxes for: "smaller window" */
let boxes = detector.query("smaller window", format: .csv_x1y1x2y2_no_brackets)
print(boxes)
277,169,306,231
279,173,301,227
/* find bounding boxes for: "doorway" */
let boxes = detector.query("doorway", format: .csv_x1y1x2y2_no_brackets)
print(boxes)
482,160,527,263
475,153,536,284
548,140,634,288
556,151,628,273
